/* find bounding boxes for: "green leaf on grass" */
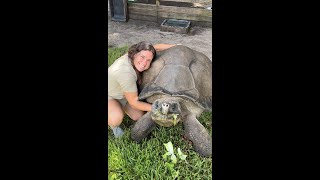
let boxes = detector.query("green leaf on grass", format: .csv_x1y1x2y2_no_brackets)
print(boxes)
171,153,177,164
177,148,187,160
172,170,179,178
110,173,117,180
165,162,174,170
164,141,174,155
162,152,171,160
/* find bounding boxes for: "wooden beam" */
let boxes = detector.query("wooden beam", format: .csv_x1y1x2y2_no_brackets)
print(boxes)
158,5,212,16
128,0,156,4
128,2,157,9
127,1,212,24
128,8,157,16
128,14,158,22
128,3,157,16
158,12,212,22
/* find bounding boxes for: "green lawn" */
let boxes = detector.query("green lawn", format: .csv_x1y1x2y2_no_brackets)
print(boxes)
108,46,213,180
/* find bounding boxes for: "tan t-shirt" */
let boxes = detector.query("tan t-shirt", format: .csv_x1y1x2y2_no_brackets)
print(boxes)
108,53,138,100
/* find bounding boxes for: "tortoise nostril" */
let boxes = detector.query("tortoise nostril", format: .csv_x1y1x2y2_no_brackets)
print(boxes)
161,103,169,115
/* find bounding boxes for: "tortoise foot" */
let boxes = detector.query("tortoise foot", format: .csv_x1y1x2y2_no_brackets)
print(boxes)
183,114,212,157
131,112,156,143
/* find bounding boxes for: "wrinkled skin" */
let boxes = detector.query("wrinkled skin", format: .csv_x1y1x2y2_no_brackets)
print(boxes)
131,45,212,157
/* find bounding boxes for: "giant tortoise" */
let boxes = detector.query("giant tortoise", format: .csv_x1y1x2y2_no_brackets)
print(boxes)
131,45,212,157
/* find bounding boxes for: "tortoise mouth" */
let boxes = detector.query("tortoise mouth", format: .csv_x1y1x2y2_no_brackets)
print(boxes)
151,111,181,127
151,98,182,127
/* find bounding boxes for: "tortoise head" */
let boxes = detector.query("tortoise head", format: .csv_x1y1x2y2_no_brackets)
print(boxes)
151,98,182,127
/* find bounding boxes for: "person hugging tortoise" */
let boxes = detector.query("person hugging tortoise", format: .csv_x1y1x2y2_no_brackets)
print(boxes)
108,41,179,138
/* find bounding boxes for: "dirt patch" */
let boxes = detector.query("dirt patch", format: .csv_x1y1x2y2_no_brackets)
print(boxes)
108,11,212,61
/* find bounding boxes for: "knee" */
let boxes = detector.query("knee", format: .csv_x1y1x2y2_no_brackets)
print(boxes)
108,112,124,127
129,113,143,121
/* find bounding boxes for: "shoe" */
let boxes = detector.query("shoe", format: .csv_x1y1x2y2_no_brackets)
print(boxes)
112,126,124,138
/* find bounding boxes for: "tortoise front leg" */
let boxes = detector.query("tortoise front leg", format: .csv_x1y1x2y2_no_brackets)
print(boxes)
183,114,212,157
131,112,156,143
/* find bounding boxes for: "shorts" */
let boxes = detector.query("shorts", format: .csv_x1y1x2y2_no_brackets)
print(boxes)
108,95,128,107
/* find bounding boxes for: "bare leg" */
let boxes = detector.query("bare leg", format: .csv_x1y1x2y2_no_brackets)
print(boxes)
131,112,156,143
183,114,212,157
108,99,125,128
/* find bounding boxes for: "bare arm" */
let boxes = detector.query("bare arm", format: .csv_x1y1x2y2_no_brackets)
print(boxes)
124,92,152,112
153,44,181,52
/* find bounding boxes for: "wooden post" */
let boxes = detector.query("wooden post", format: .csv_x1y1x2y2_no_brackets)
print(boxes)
109,0,128,22
156,0,159,22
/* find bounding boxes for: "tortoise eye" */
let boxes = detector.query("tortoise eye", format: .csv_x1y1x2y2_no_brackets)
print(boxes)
153,100,159,109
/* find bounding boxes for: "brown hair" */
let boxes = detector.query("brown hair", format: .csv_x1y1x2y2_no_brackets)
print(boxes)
128,41,156,85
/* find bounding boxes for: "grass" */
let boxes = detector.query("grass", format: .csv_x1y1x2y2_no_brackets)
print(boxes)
108,46,213,180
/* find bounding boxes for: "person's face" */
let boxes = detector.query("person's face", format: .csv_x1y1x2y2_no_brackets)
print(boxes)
133,50,153,72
